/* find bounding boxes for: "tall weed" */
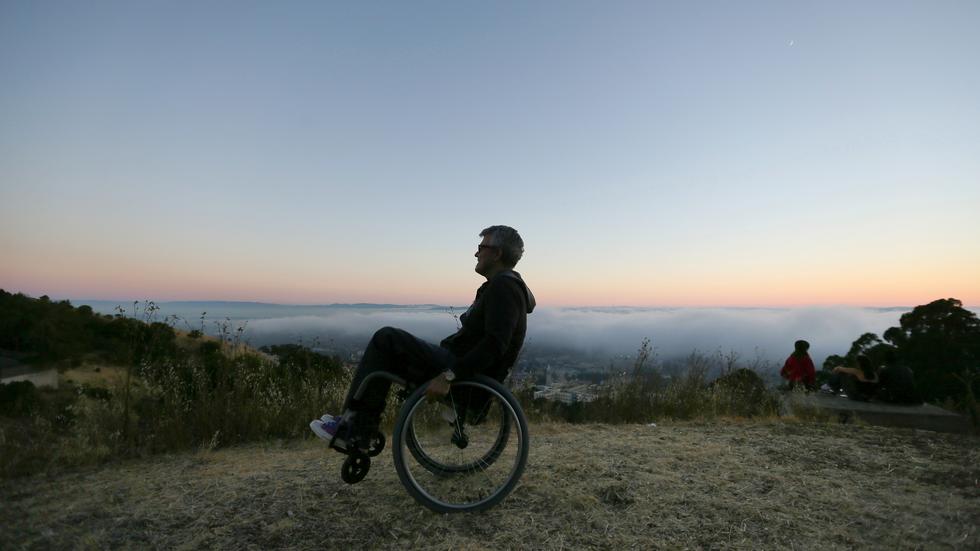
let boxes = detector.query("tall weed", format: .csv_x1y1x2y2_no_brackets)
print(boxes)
520,341,782,424
1,315,350,477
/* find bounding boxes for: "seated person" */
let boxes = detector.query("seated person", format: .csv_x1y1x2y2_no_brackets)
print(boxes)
780,339,816,391
876,350,921,405
830,355,878,401
309,225,536,450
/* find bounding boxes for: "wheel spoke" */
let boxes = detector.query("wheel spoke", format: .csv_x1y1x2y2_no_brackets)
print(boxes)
393,377,529,512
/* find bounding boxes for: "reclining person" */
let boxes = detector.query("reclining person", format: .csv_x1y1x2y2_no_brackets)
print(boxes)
310,225,536,450
830,355,879,401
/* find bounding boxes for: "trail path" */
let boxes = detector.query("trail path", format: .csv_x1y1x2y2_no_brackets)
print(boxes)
2,421,977,550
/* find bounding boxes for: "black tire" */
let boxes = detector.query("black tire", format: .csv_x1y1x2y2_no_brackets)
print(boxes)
341,453,371,484
392,375,529,513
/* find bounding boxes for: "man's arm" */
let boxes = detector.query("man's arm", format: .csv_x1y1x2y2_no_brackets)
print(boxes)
425,278,522,398
833,366,858,376
425,371,452,399
833,366,878,383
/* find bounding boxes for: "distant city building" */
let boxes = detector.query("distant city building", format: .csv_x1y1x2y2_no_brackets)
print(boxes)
533,383,598,404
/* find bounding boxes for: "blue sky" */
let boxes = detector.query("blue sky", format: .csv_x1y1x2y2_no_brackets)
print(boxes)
2,1,978,306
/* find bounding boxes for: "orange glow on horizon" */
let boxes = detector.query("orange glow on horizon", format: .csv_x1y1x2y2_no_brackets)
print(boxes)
3,246,977,308
4,272,976,309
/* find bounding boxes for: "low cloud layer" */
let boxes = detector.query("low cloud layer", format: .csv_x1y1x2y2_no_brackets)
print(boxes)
241,306,913,367
527,307,909,366
83,300,956,368
246,309,461,347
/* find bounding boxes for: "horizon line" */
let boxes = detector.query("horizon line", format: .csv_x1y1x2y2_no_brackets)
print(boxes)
5,289,976,311
66,297,968,311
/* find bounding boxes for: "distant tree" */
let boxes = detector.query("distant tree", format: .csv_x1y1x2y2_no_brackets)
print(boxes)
846,332,897,369
883,298,980,404
846,332,882,357
822,354,847,370
821,332,896,376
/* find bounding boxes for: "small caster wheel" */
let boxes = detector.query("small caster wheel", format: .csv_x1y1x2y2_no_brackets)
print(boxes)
341,453,371,484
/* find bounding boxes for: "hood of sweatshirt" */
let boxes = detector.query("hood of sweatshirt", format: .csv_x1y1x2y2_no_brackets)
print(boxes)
500,270,536,314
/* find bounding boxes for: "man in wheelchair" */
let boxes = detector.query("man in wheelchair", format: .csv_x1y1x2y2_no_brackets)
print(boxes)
311,225,535,451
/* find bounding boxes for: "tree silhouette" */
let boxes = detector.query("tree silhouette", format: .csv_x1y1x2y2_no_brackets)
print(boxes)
884,298,980,404
821,332,896,380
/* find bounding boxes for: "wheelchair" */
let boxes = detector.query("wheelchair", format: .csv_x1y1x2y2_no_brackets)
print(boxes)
328,371,529,514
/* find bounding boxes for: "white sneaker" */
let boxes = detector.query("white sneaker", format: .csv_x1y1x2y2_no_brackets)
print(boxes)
309,417,348,450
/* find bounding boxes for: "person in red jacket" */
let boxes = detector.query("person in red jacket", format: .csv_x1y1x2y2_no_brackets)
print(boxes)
780,339,816,391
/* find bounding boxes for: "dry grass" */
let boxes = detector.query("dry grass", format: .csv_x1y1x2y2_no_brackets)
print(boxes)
1,420,977,550
61,364,126,388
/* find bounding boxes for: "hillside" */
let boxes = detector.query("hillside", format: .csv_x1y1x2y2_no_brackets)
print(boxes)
2,420,977,550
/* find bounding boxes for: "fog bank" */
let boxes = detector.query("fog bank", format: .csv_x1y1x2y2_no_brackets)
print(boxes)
528,307,911,366
78,300,954,367
242,306,912,367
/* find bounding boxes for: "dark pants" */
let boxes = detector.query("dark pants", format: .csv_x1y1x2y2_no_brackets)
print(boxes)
342,326,456,430
829,373,876,401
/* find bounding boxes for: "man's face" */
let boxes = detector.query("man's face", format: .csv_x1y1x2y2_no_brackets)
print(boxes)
474,235,501,276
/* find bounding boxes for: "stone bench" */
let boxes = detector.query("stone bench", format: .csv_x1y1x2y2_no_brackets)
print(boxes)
783,391,972,434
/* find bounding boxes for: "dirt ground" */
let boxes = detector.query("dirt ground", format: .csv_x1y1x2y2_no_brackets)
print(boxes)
1,419,977,550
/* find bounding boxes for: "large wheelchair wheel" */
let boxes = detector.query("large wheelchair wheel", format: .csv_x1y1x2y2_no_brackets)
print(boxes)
405,392,511,476
392,375,529,513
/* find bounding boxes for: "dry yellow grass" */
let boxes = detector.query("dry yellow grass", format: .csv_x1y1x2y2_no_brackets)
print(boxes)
1,420,977,550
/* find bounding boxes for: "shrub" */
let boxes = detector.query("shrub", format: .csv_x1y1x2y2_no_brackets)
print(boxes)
0,303,352,478
709,368,779,417
0,381,41,417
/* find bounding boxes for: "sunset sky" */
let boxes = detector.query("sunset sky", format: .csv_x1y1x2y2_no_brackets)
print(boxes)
2,1,978,307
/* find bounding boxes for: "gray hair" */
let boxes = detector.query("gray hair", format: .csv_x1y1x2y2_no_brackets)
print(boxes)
480,225,524,267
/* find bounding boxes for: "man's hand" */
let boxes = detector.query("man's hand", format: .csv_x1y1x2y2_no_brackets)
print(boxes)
425,372,451,399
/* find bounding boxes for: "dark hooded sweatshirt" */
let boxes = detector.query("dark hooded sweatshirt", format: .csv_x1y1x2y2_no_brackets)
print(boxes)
440,270,536,381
